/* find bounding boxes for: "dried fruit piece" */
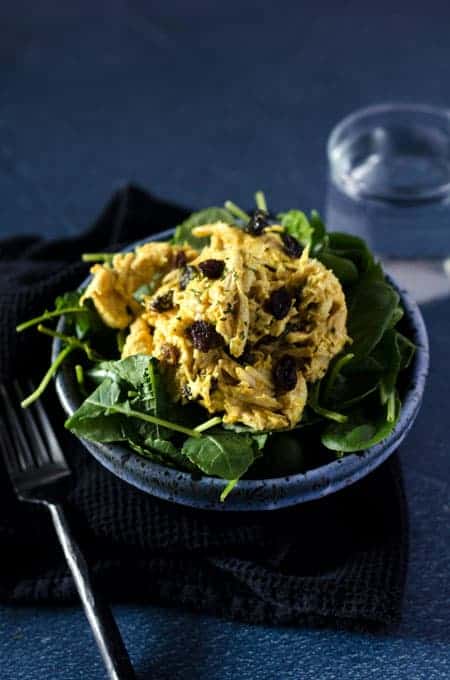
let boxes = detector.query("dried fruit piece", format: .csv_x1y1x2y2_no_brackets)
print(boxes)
264,287,292,320
237,345,255,366
273,355,298,392
198,259,225,279
186,321,223,352
281,233,303,258
174,250,187,268
245,209,270,236
150,290,174,312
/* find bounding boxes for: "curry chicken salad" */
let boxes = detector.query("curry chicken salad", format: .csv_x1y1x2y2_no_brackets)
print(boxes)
18,193,416,500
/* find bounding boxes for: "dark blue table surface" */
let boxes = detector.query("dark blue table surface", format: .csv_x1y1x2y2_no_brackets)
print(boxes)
1,2,450,678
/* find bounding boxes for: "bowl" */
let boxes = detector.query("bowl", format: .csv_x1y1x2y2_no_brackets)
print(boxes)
54,228,429,511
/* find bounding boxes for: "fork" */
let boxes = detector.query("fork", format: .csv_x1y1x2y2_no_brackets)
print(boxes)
0,380,136,680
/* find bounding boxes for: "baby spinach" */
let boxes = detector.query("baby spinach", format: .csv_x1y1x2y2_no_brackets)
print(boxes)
277,210,313,246
321,395,400,453
396,331,416,370
326,232,373,273
317,252,359,285
347,277,400,358
309,210,328,253
173,207,236,249
182,431,257,486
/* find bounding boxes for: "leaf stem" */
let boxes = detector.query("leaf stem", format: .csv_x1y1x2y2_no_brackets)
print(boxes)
21,345,76,408
16,307,84,332
75,364,87,396
81,253,115,263
220,478,238,502
111,404,202,438
322,353,354,402
386,391,396,422
37,324,101,361
224,201,250,223
308,382,348,424
194,416,223,433
254,191,268,212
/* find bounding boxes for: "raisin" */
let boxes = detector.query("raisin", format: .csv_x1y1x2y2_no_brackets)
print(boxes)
179,265,196,290
282,233,303,258
245,209,269,235
175,250,187,268
264,287,292,320
198,259,225,279
186,321,222,352
237,345,255,366
273,355,297,393
150,290,174,312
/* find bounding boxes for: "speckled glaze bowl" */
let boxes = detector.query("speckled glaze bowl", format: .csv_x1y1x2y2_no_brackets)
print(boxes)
54,229,429,511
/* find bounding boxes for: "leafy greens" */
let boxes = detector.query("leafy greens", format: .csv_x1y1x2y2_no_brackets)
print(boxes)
17,191,416,501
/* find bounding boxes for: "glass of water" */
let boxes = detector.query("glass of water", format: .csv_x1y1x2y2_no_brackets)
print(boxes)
326,103,450,259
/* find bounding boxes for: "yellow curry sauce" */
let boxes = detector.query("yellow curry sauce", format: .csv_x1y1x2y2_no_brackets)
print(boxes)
81,222,349,430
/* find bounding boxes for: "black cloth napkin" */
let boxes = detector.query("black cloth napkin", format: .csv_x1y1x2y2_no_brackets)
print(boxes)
0,185,408,630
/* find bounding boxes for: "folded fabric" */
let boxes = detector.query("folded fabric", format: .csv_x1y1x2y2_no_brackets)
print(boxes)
0,185,408,629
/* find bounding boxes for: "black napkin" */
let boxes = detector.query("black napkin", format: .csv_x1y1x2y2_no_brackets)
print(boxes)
0,185,408,629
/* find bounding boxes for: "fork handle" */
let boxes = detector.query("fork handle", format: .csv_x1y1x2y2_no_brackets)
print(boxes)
48,504,136,680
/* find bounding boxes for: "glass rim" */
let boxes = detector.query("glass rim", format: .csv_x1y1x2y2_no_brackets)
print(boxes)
327,102,450,203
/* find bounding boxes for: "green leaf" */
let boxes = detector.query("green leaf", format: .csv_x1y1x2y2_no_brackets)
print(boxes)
172,207,236,249
309,210,329,253
326,372,380,409
182,431,256,480
55,292,102,340
321,396,400,452
317,251,359,285
277,210,313,246
375,330,402,404
251,433,305,477
396,331,416,370
347,278,400,358
327,232,373,273
388,306,404,328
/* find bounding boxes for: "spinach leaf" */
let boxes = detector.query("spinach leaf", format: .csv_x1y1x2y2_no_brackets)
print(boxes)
388,306,404,328
396,331,416,370
182,431,256,481
327,232,373,273
317,252,359,285
251,432,305,477
321,395,400,452
326,372,380,409
347,278,399,358
172,207,236,249
277,210,313,246
374,329,401,405
309,210,328,253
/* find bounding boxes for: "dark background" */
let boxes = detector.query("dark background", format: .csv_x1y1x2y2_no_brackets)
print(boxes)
2,0,450,237
1,2,450,679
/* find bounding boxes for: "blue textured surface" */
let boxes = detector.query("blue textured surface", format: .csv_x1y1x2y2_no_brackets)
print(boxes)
1,1,450,678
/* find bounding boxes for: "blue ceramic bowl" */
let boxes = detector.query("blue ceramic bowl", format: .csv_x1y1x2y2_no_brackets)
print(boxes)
54,229,429,511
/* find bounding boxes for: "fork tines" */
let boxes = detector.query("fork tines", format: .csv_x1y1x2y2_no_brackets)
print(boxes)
0,380,70,496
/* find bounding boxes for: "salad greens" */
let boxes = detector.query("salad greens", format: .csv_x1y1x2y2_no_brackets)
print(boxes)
16,191,416,500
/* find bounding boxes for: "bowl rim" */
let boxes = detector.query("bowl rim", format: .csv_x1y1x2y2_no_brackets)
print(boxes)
54,227,430,508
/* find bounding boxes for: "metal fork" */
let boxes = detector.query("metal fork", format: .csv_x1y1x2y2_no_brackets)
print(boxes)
0,381,136,680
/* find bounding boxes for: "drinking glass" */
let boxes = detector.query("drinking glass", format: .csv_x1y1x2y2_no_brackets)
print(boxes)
326,103,450,260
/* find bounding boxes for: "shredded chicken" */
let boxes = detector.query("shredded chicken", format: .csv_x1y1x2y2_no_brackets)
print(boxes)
82,222,349,430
